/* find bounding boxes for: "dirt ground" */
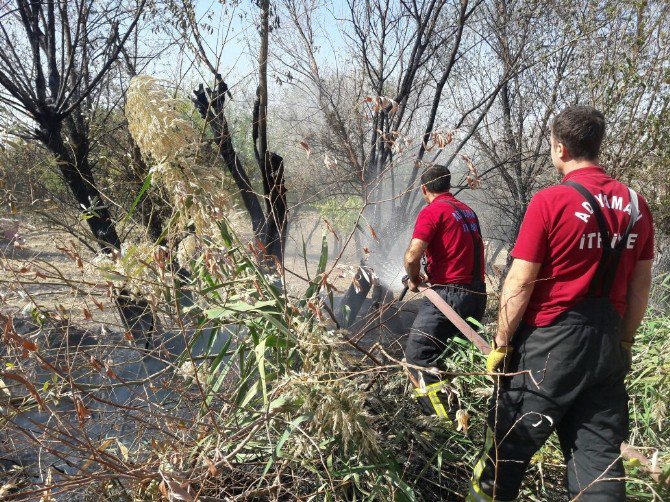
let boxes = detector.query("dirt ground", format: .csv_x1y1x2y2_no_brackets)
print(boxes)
0,212,506,332
0,213,396,324
0,217,121,328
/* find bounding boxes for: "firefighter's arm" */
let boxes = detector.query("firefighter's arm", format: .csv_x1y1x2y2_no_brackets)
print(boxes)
495,258,542,347
487,259,541,373
403,238,428,291
621,259,653,343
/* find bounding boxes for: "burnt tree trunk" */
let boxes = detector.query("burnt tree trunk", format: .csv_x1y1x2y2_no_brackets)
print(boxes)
37,112,154,342
40,119,120,251
193,77,288,267
188,0,287,266
192,81,265,236
253,0,288,266
262,152,287,262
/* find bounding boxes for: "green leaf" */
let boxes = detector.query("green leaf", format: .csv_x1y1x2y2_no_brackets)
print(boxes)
205,300,279,318
303,234,328,300
122,173,152,227
100,271,127,282
275,415,309,458
239,380,259,408
466,316,484,330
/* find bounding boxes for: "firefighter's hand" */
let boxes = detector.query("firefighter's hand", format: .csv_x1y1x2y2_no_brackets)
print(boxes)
621,340,634,372
406,274,426,292
486,345,513,374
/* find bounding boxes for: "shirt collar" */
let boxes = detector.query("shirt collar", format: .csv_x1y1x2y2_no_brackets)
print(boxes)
561,165,605,183
431,192,453,204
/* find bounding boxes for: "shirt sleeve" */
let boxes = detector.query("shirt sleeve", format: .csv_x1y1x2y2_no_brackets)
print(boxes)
511,192,549,263
639,197,655,260
412,206,437,243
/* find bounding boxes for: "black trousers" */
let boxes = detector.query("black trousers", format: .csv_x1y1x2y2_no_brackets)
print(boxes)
472,297,629,501
404,282,487,386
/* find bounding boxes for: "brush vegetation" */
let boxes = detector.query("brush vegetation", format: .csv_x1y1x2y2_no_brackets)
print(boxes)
0,77,668,501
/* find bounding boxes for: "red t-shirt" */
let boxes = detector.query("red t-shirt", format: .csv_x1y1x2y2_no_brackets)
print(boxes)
412,193,485,285
512,166,654,327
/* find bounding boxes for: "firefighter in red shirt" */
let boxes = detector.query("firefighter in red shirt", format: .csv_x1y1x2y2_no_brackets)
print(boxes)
403,165,487,419
468,106,654,501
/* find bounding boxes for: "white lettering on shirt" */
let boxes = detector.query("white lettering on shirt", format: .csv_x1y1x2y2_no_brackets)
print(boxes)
575,212,591,223
577,232,638,250
586,232,596,248
572,191,643,223
594,193,611,209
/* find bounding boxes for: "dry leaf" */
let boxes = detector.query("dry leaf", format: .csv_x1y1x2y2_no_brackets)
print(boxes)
40,468,54,502
324,153,337,170
90,357,103,372
160,472,195,501
298,141,311,157
117,439,129,462
90,296,105,311
56,243,84,269
306,301,324,321
0,373,44,410
79,438,115,472
424,130,454,151
364,95,399,114
0,481,17,498
158,480,168,498
3,319,37,352
461,154,481,188
466,176,481,189
204,456,218,476
368,224,379,242
83,308,92,321
0,378,10,398
455,409,470,434
74,396,91,422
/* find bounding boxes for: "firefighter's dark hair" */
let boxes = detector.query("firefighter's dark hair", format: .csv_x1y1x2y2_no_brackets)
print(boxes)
551,106,606,161
420,165,451,193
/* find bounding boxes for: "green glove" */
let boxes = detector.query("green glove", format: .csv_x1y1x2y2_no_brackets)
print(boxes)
621,340,634,372
486,345,513,374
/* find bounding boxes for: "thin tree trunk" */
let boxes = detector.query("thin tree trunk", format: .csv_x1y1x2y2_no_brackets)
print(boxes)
254,0,288,265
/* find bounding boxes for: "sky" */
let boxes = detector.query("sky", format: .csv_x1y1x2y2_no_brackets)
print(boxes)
186,0,350,87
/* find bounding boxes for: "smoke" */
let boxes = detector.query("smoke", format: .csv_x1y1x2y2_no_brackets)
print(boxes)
365,216,414,293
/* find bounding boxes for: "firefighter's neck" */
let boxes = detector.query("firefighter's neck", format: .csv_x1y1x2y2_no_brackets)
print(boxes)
559,158,599,176
423,190,449,204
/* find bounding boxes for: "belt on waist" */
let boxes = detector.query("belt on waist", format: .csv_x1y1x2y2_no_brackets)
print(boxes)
432,282,483,291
